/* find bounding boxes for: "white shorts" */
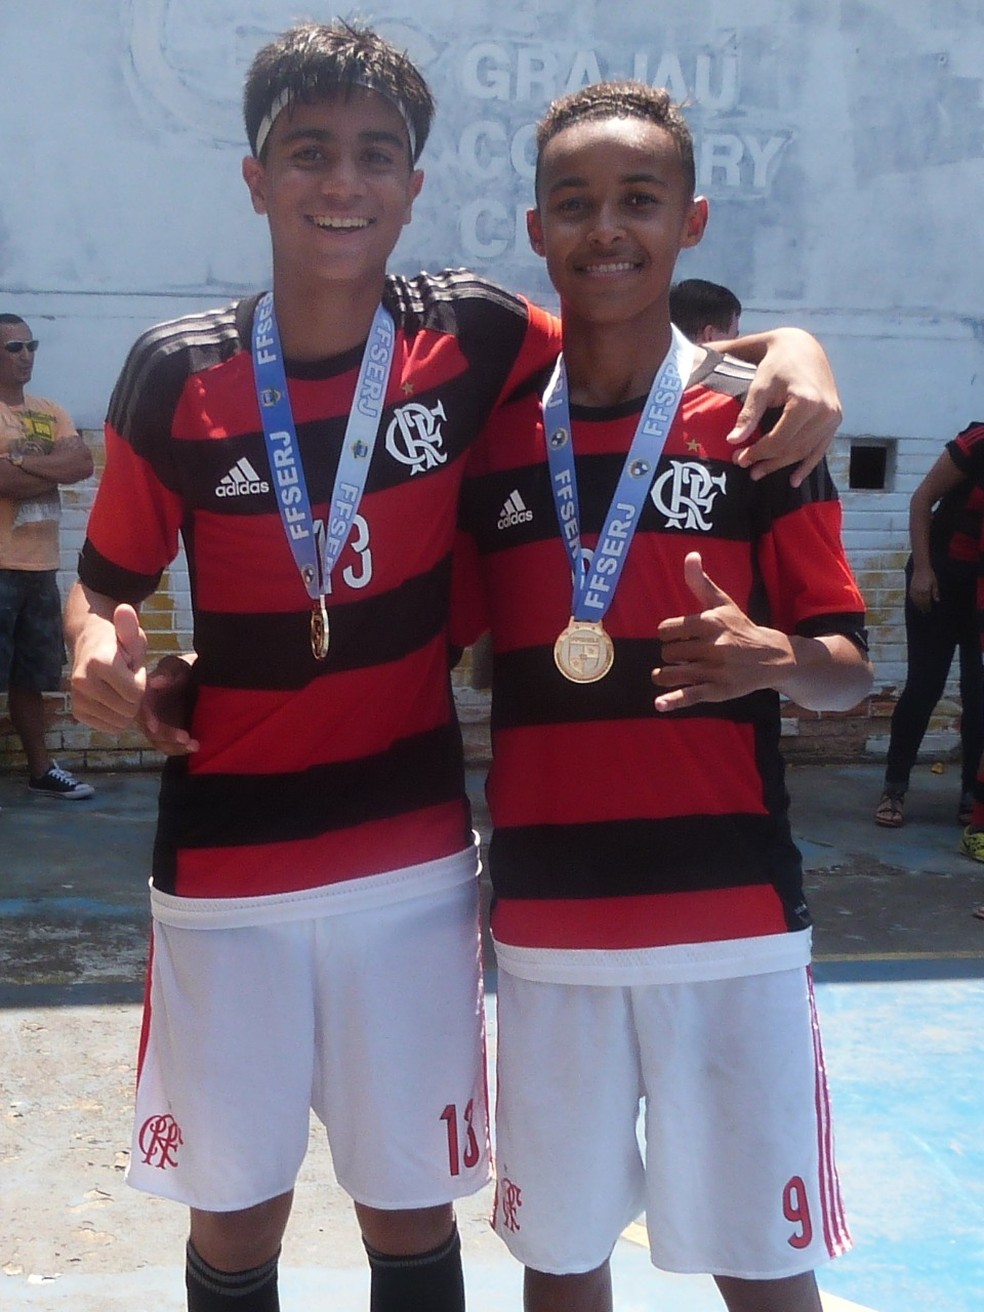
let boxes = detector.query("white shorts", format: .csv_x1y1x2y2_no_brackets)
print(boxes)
128,874,489,1212
492,967,850,1279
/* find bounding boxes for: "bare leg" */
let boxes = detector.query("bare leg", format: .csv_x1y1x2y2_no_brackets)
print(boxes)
715,1270,823,1312
354,1201,456,1254
189,1190,293,1271
8,685,51,778
524,1260,613,1312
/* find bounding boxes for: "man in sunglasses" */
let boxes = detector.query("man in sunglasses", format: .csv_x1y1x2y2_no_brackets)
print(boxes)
0,313,95,799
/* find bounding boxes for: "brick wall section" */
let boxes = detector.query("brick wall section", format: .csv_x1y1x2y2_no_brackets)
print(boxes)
0,428,192,775
1,431,966,774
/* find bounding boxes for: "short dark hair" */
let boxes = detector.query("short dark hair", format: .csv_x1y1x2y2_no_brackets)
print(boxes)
669,279,742,341
534,82,695,200
0,313,28,328
243,21,435,163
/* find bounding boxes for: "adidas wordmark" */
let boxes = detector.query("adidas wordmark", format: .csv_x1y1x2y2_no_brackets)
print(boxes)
216,457,270,498
497,490,533,530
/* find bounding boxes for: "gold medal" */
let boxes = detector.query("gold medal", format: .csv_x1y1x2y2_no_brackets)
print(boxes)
310,598,330,660
554,619,614,683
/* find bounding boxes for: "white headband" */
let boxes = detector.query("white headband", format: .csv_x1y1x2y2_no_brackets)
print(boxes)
254,78,419,160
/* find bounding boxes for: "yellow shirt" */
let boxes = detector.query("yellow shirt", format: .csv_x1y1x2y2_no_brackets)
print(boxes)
0,391,78,570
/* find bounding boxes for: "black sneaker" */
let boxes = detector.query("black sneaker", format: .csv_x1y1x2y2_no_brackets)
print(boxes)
28,763,95,800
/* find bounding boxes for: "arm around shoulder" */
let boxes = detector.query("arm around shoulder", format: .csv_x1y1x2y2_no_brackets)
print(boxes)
716,327,841,486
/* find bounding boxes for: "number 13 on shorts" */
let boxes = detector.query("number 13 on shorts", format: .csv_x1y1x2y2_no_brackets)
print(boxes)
441,1099,482,1176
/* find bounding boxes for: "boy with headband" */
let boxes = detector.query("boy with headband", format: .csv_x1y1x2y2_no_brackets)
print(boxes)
68,21,850,1312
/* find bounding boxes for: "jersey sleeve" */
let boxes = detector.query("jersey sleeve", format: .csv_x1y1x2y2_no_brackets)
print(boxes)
753,460,868,650
446,285,557,649
946,420,984,476
78,330,188,604
449,527,489,650
451,421,496,649
494,299,560,407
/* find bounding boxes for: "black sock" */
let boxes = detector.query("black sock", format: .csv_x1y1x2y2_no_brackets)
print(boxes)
185,1242,280,1311
364,1223,465,1312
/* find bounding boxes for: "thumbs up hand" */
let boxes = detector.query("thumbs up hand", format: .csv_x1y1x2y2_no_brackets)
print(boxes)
651,551,793,712
113,603,147,676
69,599,148,732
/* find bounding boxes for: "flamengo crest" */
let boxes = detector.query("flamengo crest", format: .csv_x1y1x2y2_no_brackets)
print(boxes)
650,460,726,531
385,400,448,475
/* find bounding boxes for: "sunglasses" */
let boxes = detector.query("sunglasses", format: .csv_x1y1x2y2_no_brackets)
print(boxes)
3,340,39,355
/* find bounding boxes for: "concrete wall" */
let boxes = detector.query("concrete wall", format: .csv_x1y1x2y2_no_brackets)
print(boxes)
2,1,983,768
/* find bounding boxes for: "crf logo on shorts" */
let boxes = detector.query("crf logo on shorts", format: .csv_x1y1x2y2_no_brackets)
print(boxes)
650,460,726,531
495,1176,523,1232
138,1113,184,1169
385,400,448,475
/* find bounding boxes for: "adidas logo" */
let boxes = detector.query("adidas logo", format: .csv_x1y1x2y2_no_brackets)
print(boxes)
215,457,270,499
497,490,533,531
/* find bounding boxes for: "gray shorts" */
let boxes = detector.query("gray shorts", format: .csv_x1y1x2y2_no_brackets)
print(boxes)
0,569,66,692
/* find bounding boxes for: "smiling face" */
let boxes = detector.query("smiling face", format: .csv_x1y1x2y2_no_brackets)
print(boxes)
0,319,35,401
241,87,424,293
527,115,707,330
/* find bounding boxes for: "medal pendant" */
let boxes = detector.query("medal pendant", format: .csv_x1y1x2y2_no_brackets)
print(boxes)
310,599,330,660
554,619,614,683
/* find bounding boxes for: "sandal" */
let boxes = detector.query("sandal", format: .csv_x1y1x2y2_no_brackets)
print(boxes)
874,791,905,828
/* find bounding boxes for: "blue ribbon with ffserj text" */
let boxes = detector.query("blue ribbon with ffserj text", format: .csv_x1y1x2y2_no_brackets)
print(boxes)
251,290,396,599
542,324,694,623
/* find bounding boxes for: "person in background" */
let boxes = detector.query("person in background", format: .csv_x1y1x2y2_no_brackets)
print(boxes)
0,313,94,800
670,276,741,344
874,423,984,829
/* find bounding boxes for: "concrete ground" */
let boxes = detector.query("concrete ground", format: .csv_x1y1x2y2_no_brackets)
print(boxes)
1,761,982,1311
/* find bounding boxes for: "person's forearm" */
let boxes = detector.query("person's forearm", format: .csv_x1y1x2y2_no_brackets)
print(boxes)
908,486,935,573
777,634,873,712
17,435,94,485
65,581,119,653
0,463,56,498
714,326,814,366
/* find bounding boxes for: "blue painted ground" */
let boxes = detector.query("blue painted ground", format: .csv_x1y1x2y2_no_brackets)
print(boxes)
2,764,982,1309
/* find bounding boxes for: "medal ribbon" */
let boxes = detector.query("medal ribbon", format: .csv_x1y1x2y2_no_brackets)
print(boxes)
251,290,396,601
543,325,694,624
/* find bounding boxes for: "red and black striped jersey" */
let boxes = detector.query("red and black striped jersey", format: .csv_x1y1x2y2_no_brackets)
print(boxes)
942,421,984,569
79,271,560,902
455,349,867,979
